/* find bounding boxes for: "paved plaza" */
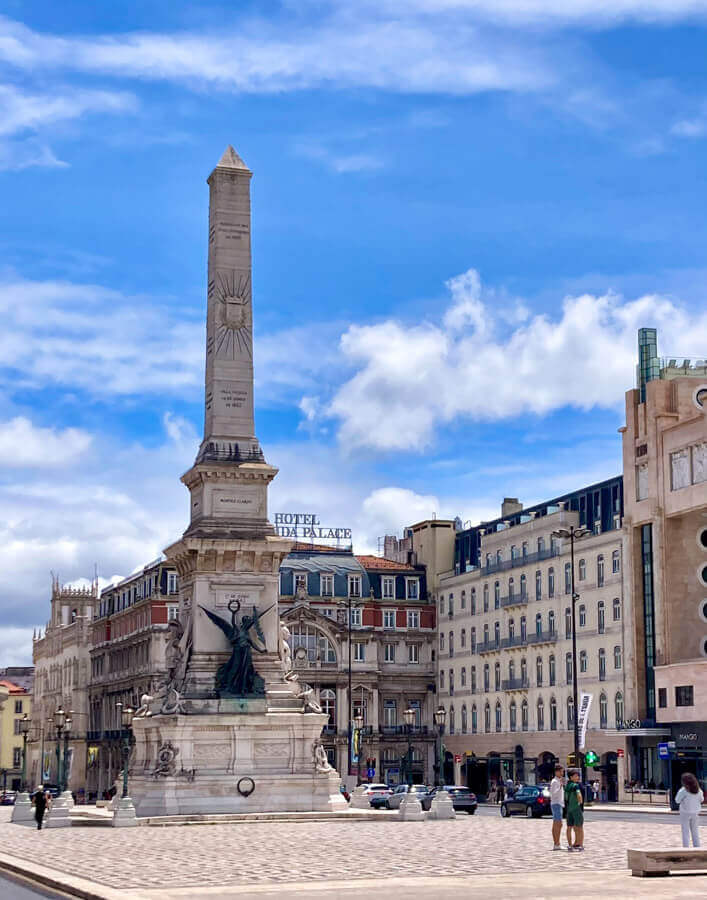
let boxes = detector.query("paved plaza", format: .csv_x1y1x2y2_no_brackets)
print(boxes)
0,808,705,898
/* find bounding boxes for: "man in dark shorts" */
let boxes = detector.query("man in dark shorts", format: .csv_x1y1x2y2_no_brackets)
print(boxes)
32,785,49,830
565,769,584,851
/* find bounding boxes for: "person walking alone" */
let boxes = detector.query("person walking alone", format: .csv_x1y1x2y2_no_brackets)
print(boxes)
565,769,584,851
550,765,565,850
32,785,50,830
675,773,703,848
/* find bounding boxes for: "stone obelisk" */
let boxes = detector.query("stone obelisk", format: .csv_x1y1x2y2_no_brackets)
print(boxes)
127,147,346,816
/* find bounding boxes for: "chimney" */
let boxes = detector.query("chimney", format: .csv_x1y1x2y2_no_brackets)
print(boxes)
501,497,523,517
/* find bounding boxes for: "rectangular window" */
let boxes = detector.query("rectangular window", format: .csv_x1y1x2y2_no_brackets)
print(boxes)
321,607,334,618
14,718,22,735
384,643,396,663
383,609,396,629
382,576,395,599
14,700,22,714
407,609,420,629
383,700,397,726
406,579,419,600
694,442,707,484
658,687,667,708
167,573,178,594
167,604,179,621
675,685,694,707
353,642,365,662
349,575,361,598
321,573,334,596
13,747,22,767
350,607,362,627
670,450,690,491
408,643,419,664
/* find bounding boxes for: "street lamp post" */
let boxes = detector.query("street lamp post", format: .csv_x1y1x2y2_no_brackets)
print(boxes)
53,707,66,790
552,525,589,779
19,714,31,793
403,707,415,787
434,705,447,788
116,703,134,799
62,713,73,796
354,713,364,786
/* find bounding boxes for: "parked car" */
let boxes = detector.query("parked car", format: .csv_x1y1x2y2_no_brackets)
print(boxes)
372,783,430,810
422,785,478,814
0,791,16,806
500,784,552,818
358,783,393,806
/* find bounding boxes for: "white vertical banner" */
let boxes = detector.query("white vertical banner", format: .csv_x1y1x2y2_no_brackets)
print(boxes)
577,692,593,751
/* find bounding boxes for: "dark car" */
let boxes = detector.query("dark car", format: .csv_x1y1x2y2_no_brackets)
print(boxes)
0,791,16,806
422,785,478,814
500,784,552,818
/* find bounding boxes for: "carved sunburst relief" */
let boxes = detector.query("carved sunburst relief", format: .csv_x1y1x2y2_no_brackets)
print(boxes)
213,269,252,360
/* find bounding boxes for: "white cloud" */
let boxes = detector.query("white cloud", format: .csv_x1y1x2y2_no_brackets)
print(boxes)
0,417,92,467
323,269,707,451
0,627,36,666
0,140,68,171
0,83,135,138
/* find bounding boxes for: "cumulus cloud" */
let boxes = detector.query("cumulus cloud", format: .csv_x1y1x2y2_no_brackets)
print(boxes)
0,417,92,467
0,83,135,138
324,269,707,451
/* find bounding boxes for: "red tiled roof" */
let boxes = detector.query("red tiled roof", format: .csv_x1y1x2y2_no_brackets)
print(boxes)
355,555,417,571
0,680,27,694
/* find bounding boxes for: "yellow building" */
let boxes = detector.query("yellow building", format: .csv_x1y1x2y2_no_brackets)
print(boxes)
0,679,32,793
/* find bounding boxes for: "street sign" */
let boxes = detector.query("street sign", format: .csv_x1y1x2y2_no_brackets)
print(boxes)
616,749,624,757
454,755,461,763
367,768,375,779
658,742,670,760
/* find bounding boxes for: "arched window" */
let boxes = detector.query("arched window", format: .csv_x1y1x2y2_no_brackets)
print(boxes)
597,555,605,587
520,656,528,682
449,706,455,734
496,549,503,564
483,584,489,612
509,659,515,681
522,541,528,558
449,631,454,656
509,700,517,732
508,617,515,640
494,621,500,646
520,615,527,641
288,624,336,663
483,623,489,645
521,698,529,731
470,627,476,652
549,653,556,686
440,670,445,689
567,696,574,730
494,582,500,608
520,574,527,598
598,601,605,634
461,590,466,609
471,704,478,733
550,696,558,731
599,692,608,728
440,594,445,614
565,607,572,638
461,666,467,686
471,666,477,693
537,698,545,731
320,688,336,726
577,559,586,582
599,648,606,680
564,562,572,594
565,652,573,683
494,661,501,691
614,645,622,669
548,610,555,634
470,588,476,614
484,702,491,733
612,550,620,574
483,664,490,692
579,650,587,673
538,536,545,553
495,700,502,732
535,612,542,636
578,604,586,627
535,570,542,601
615,691,624,727
440,633,445,651
536,655,543,686
461,628,466,648
461,704,468,733
548,567,555,598
508,577,515,599
612,597,621,621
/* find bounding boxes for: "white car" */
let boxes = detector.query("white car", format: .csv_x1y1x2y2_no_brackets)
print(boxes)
359,783,393,805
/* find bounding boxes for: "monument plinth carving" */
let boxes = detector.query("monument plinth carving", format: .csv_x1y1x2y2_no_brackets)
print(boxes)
128,147,345,816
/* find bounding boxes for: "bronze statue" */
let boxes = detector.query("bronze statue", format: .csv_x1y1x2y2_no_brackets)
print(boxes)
200,599,271,696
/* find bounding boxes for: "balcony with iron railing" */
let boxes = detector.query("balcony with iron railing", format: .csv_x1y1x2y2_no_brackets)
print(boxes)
501,677,530,691
477,639,501,654
480,546,560,576
500,634,527,649
499,593,529,609
527,629,558,645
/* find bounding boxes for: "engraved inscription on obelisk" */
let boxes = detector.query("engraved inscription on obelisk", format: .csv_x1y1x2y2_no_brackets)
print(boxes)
202,146,257,455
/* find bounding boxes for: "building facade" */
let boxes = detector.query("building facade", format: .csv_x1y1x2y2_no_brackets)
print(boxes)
622,328,707,791
278,545,437,787
0,676,32,792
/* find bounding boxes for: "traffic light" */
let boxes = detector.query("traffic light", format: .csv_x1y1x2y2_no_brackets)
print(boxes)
584,750,599,767
566,751,585,768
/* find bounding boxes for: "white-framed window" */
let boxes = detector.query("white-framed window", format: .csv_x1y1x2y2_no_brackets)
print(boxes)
384,643,396,662
614,645,622,669
349,575,361,598
382,576,395,599
321,607,334,618
350,607,362,627
321,573,334,596
383,699,397,726
295,573,307,594
167,573,178,594
612,550,620,574
408,643,419,664
383,609,396,629
353,641,365,662
167,604,179,621
612,597,621,621
407,609,420,629
406,578,419,600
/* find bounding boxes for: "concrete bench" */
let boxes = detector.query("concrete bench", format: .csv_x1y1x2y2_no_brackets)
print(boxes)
628,848,707,877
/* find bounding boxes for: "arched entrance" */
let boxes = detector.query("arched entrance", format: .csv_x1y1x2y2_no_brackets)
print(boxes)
536,750,557,783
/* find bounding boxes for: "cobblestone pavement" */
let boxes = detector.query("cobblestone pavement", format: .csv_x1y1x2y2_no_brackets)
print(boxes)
0,808,701,891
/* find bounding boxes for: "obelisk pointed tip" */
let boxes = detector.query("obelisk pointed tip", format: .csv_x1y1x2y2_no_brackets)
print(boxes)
215,145,250,171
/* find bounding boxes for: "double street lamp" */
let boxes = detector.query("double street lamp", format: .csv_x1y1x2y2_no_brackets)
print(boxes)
19,714,31,793
552,525,589,778
403,707,415,787
52,707,73,793
434,705,447,787
353,713,364,786
116,703,134,799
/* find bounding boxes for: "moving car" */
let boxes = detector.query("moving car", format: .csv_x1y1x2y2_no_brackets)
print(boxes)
500,784,552,818
0,791,16,806
373,783,430,810
422,785,478,814
358,783,393,806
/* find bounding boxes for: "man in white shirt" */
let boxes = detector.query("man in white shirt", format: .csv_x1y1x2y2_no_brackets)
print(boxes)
550,765,565,850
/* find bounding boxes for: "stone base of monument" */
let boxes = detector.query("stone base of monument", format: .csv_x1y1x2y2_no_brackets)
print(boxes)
349,785,373,810
129,710,347,817
112,796,138,827
45,796,72,828
11,792,34,824
427,790,456,820
398,793,424,821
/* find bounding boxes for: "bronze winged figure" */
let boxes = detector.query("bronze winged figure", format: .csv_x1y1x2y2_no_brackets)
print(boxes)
200,600,272,696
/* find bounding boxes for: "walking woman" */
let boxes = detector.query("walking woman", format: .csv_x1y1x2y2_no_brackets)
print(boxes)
675,773,703,848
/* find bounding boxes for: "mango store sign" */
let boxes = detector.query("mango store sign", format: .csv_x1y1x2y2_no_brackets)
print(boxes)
274,512,352,541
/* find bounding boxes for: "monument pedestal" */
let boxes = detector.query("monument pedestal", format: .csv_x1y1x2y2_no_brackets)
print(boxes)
112,796,138,827
398,793,424,821
11,792,34,824
45,796,72,828
428,790,455,820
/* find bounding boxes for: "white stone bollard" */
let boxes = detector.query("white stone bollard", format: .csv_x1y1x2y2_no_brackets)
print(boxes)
398,792,424,821
349,785,372,809
45,795,71,828
59,790,75,808
112,796,138,827
428,790,456,820
11,792,34,824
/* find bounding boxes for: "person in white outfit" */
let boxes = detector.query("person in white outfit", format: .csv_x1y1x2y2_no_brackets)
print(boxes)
674,772,703,848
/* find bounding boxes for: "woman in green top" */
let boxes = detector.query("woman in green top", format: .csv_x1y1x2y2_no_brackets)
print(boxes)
565,770,584,851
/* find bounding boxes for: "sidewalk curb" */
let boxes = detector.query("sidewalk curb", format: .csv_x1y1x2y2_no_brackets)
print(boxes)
0,850,124,900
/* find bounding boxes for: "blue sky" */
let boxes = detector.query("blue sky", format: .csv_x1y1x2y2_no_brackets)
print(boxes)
3,1,707,663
